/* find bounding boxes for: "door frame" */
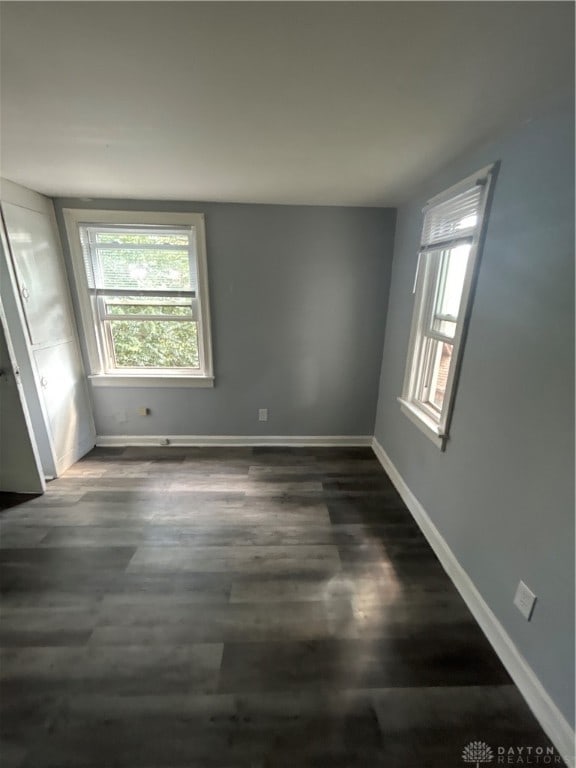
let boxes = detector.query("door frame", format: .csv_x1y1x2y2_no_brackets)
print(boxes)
0,294,46,493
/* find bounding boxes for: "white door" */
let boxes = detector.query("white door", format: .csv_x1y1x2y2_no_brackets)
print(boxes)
2,201,74,347
0,180,95,475
34,341,94,473
0,301,45,493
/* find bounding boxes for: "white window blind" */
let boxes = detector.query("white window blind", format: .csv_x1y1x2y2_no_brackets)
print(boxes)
78,225,198,296
420,182,485,251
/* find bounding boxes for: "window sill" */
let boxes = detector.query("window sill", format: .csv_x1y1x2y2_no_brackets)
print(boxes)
397,397,446,450
88,375,214,388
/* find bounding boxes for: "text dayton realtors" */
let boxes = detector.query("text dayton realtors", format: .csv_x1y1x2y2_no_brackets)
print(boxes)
495,745,561,765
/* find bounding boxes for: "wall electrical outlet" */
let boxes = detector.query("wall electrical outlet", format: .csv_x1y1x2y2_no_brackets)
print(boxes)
138,407,151,416
258,408,268,422
514,580,537,621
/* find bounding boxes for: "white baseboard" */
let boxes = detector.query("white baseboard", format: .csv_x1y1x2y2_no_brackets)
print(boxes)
95,435,372,448
371,436,575,768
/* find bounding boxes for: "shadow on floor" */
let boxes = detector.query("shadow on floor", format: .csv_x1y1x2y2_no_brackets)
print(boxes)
0,492,42,512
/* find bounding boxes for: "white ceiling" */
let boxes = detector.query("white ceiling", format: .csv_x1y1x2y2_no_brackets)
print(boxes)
0,2,573,206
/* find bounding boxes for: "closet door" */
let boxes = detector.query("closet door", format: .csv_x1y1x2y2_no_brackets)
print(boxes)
2,202,74,347
1,181,95,475
33,342,93,472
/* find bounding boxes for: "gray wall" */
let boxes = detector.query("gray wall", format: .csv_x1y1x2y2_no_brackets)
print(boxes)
374,109,575,725
53,200,396,437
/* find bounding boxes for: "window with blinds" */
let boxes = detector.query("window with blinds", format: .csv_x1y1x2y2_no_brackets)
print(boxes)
399,164,496,449
420,184,484,251
63,210,213,381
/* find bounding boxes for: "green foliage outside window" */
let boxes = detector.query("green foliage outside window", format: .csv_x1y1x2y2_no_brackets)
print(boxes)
110,316,199,369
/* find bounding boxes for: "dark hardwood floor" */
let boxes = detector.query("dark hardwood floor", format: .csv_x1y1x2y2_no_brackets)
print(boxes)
0,447,564,767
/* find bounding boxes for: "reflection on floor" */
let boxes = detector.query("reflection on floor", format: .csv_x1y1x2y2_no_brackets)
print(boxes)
0,447,564,767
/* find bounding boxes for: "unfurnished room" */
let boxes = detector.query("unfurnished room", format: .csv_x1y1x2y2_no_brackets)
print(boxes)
0,2,574,767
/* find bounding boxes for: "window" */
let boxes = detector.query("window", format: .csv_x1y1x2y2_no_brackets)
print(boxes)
63,210,213,386
399,164,495,448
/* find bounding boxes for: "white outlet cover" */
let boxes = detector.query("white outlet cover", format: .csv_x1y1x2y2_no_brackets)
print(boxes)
514,580,537,621
258,408,268,421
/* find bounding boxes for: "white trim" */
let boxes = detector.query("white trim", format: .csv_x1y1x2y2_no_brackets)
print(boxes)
371,437,575,768
398,397,444,449
193,213,213,380
96,435,372,448
0,178,52,215
424,162,496,208
62,209,103,372
89,375,214,388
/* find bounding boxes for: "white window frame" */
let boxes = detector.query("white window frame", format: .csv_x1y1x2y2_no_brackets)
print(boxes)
398,164,495,449
63,209,214,387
